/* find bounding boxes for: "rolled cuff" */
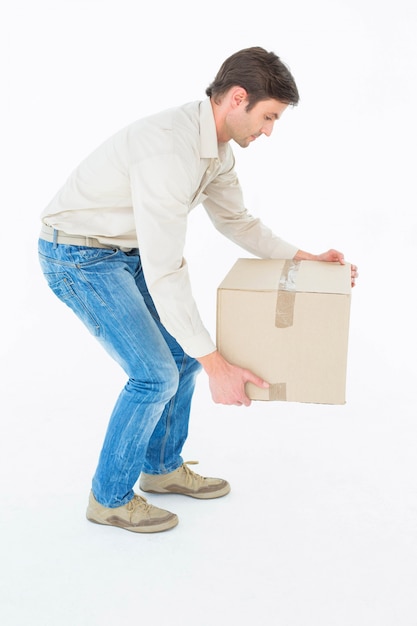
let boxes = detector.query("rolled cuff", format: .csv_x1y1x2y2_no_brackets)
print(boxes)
180,329,217,359
270,241,300,260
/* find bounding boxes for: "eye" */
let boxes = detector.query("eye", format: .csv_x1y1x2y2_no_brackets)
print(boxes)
265,116,273,122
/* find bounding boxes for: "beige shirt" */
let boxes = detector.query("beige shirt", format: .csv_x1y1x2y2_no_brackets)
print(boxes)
41,98,298,357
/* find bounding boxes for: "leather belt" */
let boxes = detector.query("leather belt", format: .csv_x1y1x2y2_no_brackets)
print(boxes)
39,224,126,249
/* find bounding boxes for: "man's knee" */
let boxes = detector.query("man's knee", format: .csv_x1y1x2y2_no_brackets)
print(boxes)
126,359,179,403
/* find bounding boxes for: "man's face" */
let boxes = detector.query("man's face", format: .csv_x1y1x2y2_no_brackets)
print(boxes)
224,98,288,148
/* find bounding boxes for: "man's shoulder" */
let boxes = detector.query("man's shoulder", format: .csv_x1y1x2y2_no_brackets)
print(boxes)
136,100,202,129
128,101,207,150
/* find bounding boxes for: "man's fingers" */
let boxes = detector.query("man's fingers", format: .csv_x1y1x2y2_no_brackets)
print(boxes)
244,371,269,390
331,249,345,264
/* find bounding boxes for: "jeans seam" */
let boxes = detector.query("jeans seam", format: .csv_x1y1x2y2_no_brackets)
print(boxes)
159,352,188,472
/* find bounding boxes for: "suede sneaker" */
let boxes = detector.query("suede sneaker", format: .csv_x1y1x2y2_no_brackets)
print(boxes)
139,461,231,499
86,491,178,533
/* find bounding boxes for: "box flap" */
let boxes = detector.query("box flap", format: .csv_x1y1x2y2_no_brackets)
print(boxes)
218,258,351,295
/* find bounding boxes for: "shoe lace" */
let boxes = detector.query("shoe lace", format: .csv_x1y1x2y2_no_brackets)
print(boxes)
182,460,204,485
127,494,152,513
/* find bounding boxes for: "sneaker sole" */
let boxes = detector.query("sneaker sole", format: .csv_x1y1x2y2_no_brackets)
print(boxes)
139,484,231,499
86,513,179,533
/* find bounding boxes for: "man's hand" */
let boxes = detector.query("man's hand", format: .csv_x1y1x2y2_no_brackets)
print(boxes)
294,248,358,287
197,350,269,407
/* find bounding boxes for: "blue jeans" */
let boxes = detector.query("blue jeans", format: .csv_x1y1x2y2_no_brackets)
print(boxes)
38,239,202,507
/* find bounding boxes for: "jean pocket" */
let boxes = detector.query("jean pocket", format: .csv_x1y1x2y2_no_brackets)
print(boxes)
41,271,101,337
70,246,119,266
42,270,74,300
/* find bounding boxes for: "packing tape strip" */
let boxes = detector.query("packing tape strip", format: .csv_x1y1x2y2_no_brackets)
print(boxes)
275,259,300,328
269,382,287,401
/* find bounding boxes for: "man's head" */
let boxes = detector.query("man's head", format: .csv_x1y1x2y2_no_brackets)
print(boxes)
206,46,299,111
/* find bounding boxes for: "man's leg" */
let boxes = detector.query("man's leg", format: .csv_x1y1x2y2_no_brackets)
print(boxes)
38,240,179,508
131,257,202,473
133,258,230,498
142,352,201,473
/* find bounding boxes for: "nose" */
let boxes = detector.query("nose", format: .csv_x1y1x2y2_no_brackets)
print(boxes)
261,121,275,137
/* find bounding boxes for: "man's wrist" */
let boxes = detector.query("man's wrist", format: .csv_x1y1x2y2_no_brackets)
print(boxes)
293,249,317,261
197,350,222,374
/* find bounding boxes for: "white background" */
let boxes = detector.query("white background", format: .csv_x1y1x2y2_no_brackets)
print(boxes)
2,1,417,624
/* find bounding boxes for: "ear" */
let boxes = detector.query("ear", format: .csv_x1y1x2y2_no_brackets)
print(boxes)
230,86,248,108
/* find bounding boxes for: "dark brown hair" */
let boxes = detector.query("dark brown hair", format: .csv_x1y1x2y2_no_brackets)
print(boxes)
206,46,299,110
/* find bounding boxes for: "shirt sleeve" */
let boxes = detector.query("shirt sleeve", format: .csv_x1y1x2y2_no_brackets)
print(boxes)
129,152,216,358
202,164,299,260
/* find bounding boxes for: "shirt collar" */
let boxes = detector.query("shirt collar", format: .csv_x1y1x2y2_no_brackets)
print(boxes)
199,98,220,159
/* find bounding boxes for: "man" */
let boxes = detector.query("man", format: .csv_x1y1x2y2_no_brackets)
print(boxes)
38,46,358,534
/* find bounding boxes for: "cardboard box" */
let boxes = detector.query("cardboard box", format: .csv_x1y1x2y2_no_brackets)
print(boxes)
216,258,351,404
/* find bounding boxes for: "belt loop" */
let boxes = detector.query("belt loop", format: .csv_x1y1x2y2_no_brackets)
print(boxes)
52,228,58,249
